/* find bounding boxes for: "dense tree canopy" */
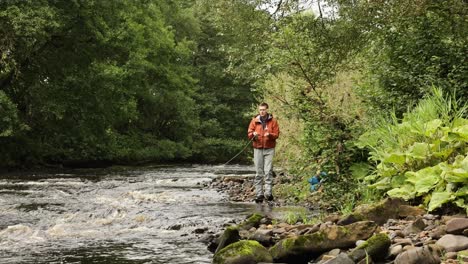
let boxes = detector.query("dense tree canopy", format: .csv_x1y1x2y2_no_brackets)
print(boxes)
1,0,466,216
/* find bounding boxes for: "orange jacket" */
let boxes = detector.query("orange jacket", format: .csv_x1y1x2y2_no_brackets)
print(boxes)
248,114,280,149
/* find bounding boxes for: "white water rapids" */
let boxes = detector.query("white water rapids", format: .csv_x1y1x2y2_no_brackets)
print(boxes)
0,165,260,263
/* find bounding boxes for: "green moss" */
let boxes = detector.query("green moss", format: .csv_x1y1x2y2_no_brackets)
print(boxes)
356,233,391,261
239,213,264,230
213,240,273,264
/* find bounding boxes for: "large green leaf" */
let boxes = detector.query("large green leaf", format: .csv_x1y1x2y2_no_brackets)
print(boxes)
455,186,468,197
350,162,371,180
405,166,441,195
423,119,442,137
390,174,407,188
387,184,415,200
428,191,455,211
440,155,468,183
406,142,430,160
376,163,398,177
369,177,391,190
450,124,468,142
382,152,406,165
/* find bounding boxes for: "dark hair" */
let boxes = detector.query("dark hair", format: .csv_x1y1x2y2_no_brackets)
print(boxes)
259,102,269,109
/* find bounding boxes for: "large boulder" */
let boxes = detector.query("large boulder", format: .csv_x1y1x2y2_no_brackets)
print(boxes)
348,233,391,262
269,221,377,263
338,198,424,225
212,240,273,264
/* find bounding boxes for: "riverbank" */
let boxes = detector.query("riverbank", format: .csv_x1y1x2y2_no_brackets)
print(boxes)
207,174,468,264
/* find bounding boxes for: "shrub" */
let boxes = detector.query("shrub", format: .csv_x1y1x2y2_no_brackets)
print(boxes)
357,88,467,213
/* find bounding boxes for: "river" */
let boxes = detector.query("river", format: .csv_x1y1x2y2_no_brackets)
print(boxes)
0,164,294,263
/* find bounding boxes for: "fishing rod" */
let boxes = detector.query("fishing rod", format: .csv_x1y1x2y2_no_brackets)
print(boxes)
223,137,255,166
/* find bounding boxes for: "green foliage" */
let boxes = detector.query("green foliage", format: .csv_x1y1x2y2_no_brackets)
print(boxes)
339,0,468,114
0,0,256,167
357,88,467,213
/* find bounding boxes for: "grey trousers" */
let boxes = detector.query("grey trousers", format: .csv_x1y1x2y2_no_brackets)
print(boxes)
253,148,275,197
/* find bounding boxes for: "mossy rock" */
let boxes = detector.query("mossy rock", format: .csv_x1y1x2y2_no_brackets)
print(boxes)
238,213,263,230
349,233,391,262
213,240,273,264
215,226,241,253
338,198,411,225
269,221,377,263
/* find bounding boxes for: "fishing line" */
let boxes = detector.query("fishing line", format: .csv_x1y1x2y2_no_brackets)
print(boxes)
223,137,255,166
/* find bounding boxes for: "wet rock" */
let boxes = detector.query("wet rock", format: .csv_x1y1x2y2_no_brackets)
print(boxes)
269,221,377,263
200,233,219,253
194,227,208,234
215,226,241,253
435,234,468,252
322,253,354,264
394,244,442,264
445,217,468,235
348,233,391,262
168,224,182,230
212,240,273,264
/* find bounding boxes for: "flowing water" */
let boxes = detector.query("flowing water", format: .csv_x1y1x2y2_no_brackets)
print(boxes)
0,164,299,263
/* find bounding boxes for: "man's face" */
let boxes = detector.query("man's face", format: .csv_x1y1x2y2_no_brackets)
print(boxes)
258,106,268,117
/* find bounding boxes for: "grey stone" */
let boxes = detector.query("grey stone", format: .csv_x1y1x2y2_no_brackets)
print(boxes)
390,244,403,257
393,238,412,246
403,217,426,235
250,229,273,247
445,251,458,260
428,225,446,239
436,234,468,252
446,218,468,235
423,214,436,220
394,245,442,264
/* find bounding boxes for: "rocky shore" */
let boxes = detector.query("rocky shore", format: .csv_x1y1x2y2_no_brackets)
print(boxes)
204,175,468,264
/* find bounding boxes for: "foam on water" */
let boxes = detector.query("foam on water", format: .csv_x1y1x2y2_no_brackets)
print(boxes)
0,165,257,264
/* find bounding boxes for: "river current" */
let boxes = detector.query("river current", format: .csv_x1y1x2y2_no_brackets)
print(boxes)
0,164,264,263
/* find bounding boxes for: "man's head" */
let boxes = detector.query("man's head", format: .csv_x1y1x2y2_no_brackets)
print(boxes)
258,102,269,117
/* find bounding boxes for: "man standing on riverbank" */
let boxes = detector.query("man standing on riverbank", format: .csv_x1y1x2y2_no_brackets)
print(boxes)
248,102,280,203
